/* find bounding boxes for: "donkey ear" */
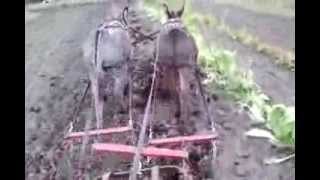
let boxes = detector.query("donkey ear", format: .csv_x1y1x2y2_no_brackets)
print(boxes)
122,6,129,26
162,3,171,19
177,0,185,17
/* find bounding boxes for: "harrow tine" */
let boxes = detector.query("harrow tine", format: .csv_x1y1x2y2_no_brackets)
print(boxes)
151,166,160,180
102,172,111,180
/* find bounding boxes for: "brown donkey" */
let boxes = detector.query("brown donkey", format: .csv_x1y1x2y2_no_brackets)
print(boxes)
84,6,132,130
156,0,206,134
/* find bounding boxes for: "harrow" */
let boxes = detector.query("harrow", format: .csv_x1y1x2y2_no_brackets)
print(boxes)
64,124,218,179
65,126,217,160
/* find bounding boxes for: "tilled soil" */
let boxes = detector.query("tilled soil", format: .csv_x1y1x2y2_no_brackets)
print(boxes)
25,1,294,180
210,99,295,180
26,3,107,179
196,1,295,52
192,1,295,106
201,27,295,106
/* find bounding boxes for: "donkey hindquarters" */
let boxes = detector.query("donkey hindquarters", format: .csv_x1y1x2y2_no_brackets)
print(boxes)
157,28,199,133
88,23,132,129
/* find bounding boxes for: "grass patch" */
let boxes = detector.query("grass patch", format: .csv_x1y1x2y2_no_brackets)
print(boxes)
219,25,295,71
185,8,295,71
143,0,295,146
215,0,295,17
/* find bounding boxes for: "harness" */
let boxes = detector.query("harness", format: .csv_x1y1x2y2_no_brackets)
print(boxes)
162,18,187,34
94,20,128,67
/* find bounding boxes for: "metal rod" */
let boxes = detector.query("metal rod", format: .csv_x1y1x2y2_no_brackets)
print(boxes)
129,28,161,180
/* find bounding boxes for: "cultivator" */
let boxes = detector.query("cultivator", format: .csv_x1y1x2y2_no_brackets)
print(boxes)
64,124,217,179
61,1,219,179
65,125,217,159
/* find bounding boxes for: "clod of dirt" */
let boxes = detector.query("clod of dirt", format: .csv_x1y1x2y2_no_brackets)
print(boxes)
236,148,250,159
38,73,46,78
189,151,201,163
233,162,250,177
167,128,179,137
153,124,169,135
80,78,89,84
31,134,38,141
30,106,42,113
199,158,215,179
243,105,250,112
216,108,227,118
132,94,146,107
222,122,233,131
249,121,266,128
211,94,219,101
50,75,63,80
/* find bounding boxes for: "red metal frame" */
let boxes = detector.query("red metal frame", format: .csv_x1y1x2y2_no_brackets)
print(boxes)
64,124,218,167
65,127,218,159
149,133,218,146
92,143,188,159
65,126,131,140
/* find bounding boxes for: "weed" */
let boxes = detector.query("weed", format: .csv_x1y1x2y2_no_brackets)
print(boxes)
176,3,295,71
213,20,295,71
214,0,295,17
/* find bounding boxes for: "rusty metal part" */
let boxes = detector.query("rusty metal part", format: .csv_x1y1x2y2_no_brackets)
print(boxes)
65,126,132,140
92,143,188,159
149,133,218,146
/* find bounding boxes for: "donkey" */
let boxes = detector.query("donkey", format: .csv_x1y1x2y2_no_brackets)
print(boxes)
157,0,198,69
83,6,132,129
156,0,201,132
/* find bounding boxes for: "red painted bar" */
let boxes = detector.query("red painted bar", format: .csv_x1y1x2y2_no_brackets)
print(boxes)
149,133,218,146
65,126,131,140
92,143,188,159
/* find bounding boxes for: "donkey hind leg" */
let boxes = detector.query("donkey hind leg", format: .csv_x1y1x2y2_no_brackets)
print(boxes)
91,76,104,129
178,68,189,135
114,68,129,114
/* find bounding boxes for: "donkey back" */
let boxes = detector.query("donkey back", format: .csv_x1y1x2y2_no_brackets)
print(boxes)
93,7,131,73
157,1,198,69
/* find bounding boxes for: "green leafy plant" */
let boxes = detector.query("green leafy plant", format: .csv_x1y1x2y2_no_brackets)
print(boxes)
267,105,295,145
